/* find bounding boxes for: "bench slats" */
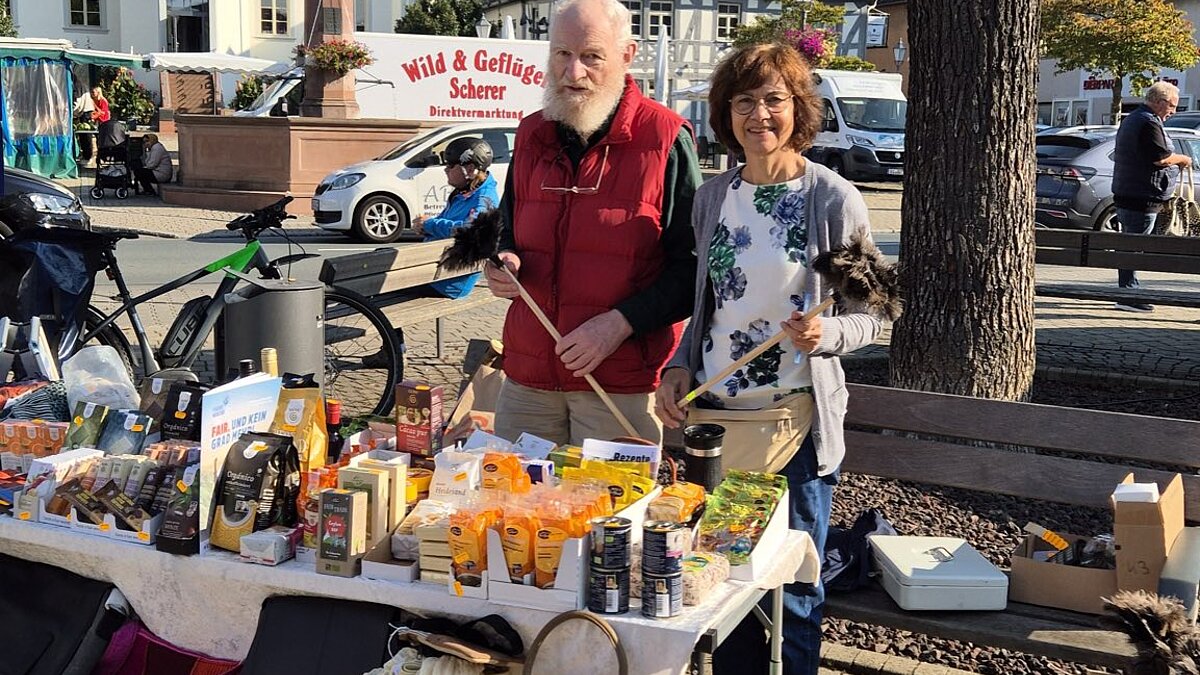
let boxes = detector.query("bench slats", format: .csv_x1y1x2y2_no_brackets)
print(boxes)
375,289,499,327
1088,231,1200,255
1086,250,1200,274
824,586,1134,669
319,242,454,285
1036,284,1200,308
1033,248,1083,266
846,384,1200,470
841,429,1200,520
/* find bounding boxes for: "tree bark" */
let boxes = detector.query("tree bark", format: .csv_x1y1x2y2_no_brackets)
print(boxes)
1111,74,1125,123
888,0,1039,400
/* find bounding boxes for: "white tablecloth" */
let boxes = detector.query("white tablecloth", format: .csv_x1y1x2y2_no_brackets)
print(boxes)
0,519,816,675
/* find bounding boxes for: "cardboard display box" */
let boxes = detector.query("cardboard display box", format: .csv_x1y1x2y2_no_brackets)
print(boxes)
361,531,419,584
1112,473,1184,594
1009,532,1118,615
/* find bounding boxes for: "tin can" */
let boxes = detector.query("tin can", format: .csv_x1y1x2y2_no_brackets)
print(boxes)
590,516,632,569
642,520,689,575
642,572,684,618
588,566,630,614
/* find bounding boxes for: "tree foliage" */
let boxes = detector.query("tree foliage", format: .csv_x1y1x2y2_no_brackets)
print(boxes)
734,0,843,48
232,75,263,111
1042,0,1199,120
395,0,484,37
0,3,17,38
98,67,156,126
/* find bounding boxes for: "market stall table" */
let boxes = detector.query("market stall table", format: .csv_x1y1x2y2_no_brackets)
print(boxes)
0,519,816,675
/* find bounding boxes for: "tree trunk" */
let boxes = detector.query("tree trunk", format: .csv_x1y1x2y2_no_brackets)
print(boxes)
1111,74,1125,124
888,0,1039,400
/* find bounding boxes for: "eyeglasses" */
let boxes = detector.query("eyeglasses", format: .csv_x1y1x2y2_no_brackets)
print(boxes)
540,145,610,195
730,92,795,116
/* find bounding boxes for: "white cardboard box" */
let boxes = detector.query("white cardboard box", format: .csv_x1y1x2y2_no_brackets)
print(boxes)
869,535,1008,611
362,532,419,584
727,488,790,582
485,486,662,611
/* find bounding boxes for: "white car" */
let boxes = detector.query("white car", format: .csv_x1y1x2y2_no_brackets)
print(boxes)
312,122,517,243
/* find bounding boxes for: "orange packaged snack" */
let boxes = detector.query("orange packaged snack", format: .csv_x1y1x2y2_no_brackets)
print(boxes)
448,504,501,586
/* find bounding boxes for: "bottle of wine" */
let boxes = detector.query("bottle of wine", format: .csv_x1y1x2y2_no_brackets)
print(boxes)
238,358,257,378
260,347,279,376
325,398,344,462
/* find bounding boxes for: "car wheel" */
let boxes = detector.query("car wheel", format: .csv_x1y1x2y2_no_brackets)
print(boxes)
89,187,104,200
352,195,406,243
1095,206,1120,232
115,187,130,200
827,155,845,177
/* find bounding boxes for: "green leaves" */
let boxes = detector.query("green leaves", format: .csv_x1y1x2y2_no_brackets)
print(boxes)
394,0,485,38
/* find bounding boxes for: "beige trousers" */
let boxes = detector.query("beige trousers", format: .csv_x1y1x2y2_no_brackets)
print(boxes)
494,379,662,446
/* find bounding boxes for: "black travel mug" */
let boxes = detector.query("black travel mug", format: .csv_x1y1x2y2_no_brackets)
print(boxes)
683,423,725,492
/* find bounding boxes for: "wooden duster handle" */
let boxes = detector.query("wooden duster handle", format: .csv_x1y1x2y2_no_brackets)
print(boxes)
497,263,639,438
676,297,836,409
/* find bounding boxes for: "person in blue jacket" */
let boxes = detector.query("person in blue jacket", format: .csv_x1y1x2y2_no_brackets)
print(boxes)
416,137,499,299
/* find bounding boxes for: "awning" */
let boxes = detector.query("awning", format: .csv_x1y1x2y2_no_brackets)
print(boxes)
671,82,710,102
147,52,290,75
65,47,145,69
0,39,145,68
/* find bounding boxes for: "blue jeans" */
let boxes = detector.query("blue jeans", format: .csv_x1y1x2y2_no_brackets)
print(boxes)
1115,207,1158,288
713,434,836,675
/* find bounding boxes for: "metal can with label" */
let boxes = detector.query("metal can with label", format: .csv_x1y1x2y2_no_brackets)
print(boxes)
588,566,630,614
590,516,632,569
641,572,684,618
642,520,689,576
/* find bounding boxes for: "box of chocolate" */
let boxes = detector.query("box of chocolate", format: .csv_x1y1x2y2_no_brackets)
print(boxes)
394,382,443,457
317,488,367,577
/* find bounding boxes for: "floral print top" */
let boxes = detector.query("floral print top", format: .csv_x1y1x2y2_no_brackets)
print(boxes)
697,169,813,410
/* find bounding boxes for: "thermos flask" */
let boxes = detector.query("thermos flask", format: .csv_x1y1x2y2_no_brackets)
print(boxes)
683,423,725,492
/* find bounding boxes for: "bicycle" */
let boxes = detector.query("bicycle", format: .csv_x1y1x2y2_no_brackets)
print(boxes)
56,195,402,418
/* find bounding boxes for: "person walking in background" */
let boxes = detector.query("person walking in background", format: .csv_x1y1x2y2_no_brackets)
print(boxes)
135,134,172,197
414,137,499,299
483,0,701,445
655,43,882,674
1111,81,1193,312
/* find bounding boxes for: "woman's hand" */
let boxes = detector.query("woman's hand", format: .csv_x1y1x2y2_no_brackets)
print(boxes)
655,367,691,429
782,311,823,354
485,251,521,299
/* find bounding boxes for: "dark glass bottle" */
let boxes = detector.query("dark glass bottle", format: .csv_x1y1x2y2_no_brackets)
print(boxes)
326,398,344,462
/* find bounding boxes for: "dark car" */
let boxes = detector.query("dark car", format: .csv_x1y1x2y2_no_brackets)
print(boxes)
1035,126,1200,231
1164,111,1200,130
0,166,91,238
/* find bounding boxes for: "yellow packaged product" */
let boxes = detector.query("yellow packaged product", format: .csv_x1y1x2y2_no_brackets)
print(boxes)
533,500,589,589
501,505,539,582
481,452,528,493
447,504,501,586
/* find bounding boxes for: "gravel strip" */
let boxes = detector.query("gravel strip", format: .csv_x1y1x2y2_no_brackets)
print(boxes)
823,359,1200,675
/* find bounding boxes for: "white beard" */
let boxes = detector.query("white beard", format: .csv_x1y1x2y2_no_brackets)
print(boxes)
542,73,626,139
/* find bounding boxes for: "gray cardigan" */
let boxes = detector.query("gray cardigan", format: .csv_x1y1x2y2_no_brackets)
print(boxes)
667,161,882,476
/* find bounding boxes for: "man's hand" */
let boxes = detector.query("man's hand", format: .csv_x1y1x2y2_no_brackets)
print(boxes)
781,311,823,354
556,310,633,378
485,251,521,299
654,367,691,429
411,214,428,237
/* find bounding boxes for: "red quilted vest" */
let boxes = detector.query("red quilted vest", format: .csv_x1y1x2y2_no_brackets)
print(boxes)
502,76,686,394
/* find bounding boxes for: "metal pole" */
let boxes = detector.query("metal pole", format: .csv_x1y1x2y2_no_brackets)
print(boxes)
769,587,783,675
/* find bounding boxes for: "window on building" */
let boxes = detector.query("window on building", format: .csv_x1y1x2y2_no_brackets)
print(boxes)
356,0,366,30
647,0,672,38
717,3,740,41
261,0,288,35
69,0,102,28
621,0,643,37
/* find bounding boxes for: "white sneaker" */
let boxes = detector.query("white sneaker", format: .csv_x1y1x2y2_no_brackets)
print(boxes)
1114,302,1154,313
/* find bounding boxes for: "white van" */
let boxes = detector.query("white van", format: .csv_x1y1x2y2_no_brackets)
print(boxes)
807,70,907,181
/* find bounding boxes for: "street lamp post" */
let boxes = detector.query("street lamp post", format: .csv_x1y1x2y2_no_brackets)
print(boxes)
893,39,907,72
476,16,491,38
799,0,814,30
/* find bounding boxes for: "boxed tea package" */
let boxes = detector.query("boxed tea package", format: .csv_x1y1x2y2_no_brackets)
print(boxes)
65,401,109,450
394,382,443,457
338,466,390,547
209,432,292,552
159,381,210,441
318,488,368,577
240,526,301,566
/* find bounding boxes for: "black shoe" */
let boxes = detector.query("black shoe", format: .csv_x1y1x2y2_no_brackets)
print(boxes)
1114,302,1154,313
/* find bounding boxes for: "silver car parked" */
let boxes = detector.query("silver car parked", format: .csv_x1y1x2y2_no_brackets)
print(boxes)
1035,126,1200,231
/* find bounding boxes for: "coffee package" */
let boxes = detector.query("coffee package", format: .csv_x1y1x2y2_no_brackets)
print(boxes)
96,410,153,455
209,432,291,552
156,462,201,555
65,401,109,450
269,374,327,475
158,381,210,441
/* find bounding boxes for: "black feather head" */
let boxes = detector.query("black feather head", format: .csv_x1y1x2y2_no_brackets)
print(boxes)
811,232,903,321
438,209,504,274
1102,590,1200,675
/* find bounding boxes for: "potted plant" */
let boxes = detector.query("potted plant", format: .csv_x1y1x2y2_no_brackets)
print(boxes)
293,39,374,77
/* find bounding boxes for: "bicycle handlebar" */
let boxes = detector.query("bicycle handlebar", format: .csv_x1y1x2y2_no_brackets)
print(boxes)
226,195,296,232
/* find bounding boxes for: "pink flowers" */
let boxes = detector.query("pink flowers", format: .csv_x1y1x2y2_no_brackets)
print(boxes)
783,28,837,65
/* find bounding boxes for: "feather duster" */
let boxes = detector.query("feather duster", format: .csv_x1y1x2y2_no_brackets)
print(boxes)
1102,590,1200,675
438,208,505,273
811,232,903,322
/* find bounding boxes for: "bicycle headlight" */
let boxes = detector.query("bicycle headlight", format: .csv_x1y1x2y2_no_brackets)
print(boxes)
27,193,79,214
329,173,366,190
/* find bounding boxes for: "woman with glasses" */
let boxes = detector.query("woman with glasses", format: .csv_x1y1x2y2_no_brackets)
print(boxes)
655,43,882,674
416,137,499,298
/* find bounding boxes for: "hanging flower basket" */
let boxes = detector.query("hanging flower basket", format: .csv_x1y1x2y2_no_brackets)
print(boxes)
293,39,374,76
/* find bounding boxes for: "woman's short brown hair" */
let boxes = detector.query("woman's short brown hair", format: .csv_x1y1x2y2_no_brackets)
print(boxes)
708,43,823,156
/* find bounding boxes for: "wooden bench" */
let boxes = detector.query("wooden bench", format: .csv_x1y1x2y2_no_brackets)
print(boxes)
824,383,1200,670
1035,228,1200,307
319,241,499,359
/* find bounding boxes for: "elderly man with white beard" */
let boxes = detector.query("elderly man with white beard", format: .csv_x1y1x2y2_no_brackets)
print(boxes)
484,0,702,446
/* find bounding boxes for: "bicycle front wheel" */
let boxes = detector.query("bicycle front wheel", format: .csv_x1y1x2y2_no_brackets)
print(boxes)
323,287,401,418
